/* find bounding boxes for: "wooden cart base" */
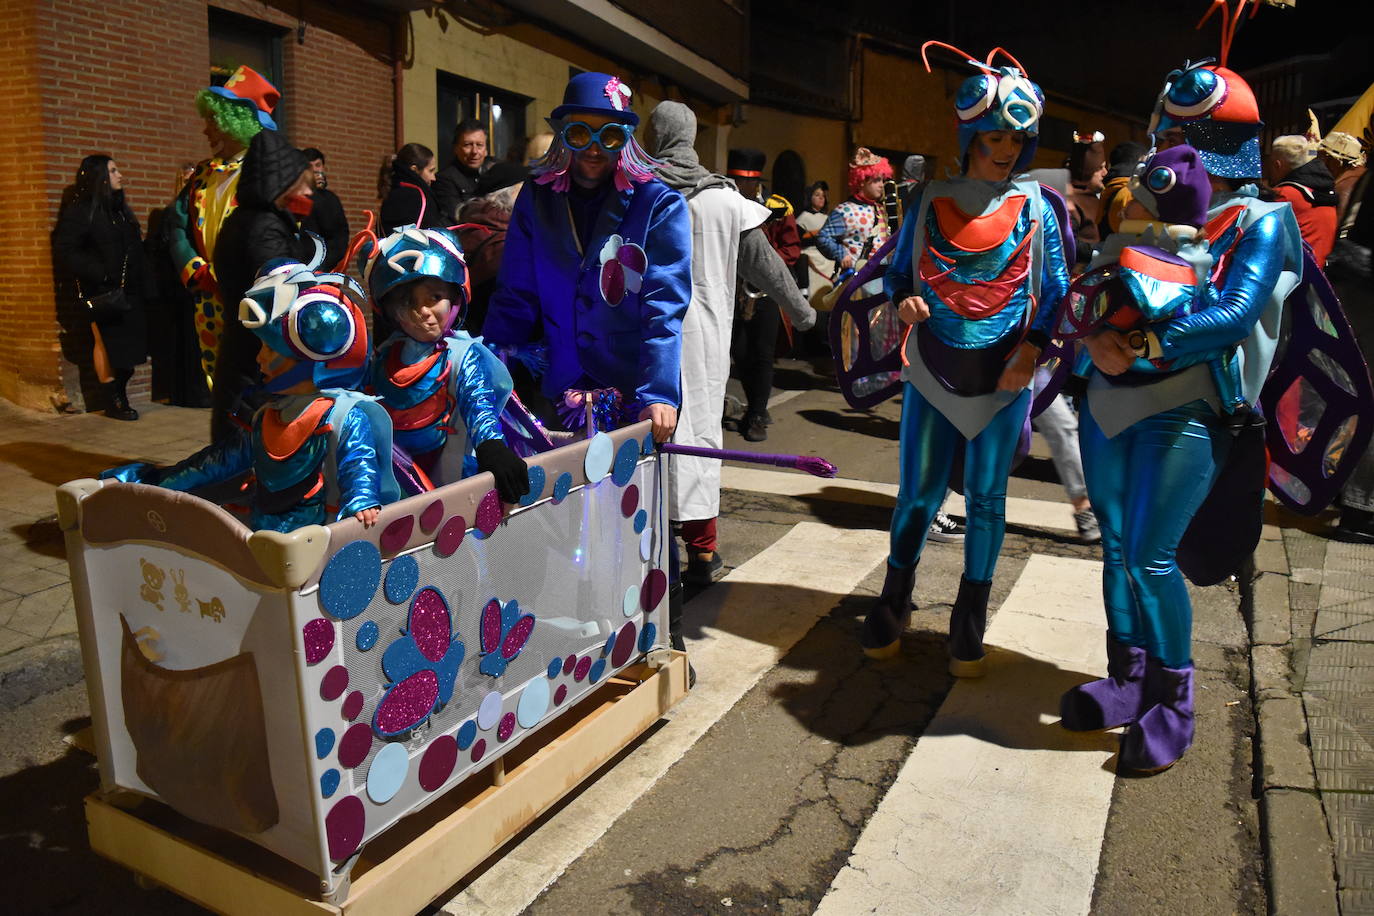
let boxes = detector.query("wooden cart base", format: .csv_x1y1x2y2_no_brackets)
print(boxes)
86,651,690,915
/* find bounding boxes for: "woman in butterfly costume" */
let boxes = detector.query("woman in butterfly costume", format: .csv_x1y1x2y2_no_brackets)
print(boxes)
859,44,1071,674
1056,55,1305,773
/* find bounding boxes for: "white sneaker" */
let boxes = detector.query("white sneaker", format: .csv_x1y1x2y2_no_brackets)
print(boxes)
1074,508,1102,544
928,511,966,543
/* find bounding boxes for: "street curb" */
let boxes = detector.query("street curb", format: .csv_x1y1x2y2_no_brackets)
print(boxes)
1243,538,1340,916
0,635,84,708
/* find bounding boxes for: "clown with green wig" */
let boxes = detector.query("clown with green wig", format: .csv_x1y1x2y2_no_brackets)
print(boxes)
165,65,280,389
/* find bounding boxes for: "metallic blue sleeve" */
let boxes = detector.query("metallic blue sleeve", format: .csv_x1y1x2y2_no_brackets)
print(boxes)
156,431,254,492
816,208,849,263
1032,196,1071,339
884,209,919,302
452,345,505,446
482,188,539,350
635,188,693,408
1155,210,1284,360
334,407,382,519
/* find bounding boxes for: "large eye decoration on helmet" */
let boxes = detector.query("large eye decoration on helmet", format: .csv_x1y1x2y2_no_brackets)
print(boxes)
1147,165,1178,194
1163,67,1228,122
284,291,357,362
955,74,998,123
997,73,1042,132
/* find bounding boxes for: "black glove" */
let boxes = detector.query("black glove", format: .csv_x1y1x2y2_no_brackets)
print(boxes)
475,440,530,503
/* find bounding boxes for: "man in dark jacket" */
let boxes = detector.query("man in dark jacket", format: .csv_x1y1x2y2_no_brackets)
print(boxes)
210,129,314,441
301,147,349,270
433,119,494,223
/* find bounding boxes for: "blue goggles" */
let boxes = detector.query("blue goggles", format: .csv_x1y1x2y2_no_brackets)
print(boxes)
560,121,634,152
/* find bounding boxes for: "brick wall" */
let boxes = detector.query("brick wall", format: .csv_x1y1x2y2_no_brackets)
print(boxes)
0,0,397,412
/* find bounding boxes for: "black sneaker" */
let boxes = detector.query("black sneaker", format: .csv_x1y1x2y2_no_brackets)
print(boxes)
927,511,965,543
684,552,724,586
742,414,768,442
1337,508,1374,543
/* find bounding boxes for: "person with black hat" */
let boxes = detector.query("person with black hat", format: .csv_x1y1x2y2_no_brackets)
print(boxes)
482,72,692,445
457,160,530,335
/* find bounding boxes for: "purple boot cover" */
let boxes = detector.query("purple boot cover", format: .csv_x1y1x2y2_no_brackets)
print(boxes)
1059,636,1147,731
1119,660,1195,773
861,562,917,656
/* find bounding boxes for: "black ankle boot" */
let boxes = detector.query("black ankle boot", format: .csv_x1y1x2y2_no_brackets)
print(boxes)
948,576,991,677
860,562,917,659
105,374,138,421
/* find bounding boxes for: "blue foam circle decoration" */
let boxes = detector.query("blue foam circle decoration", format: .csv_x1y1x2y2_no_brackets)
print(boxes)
519,466,547,507
366,742,409,804
320,540,381,620
517,677,550,728
589,658,606,683
639,622,657,653
611,438,639,486
315,727,336,759
641,433,655,455
547,657,563,679
584,432,614,483
456,720,477,751
552,472,573,503
602,631,616,656
321,768,340,798
384,555,419,604
633,509,647,534
623,585,639,617
356,620,379,652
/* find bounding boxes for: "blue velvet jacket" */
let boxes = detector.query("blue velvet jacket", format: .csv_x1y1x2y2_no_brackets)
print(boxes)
482,178,692,409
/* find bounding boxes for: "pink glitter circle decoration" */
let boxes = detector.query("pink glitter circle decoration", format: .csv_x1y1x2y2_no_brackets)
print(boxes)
373,670,440,736
620,484,639,518
303,618,334,666
408,588,452,663
475,489,502,537
554,684,568,705
337,723,373,768
573,655,592,682
435,515,466,557
418,735,458,792
497,712,516,742
470,738,487,762
380,515,414,555
611,621,637,667
563,654,576,675
326,795,365,861
321,665,349,701
341,690,365,721
640,569,668,612
420,499,444,533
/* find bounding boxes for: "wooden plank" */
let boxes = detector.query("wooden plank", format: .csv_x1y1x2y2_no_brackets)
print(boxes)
86,796,337,916
84,653,688,916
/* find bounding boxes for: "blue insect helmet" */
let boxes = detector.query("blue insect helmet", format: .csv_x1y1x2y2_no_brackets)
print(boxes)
239,260,371,391
924,42,1045,173
361,225,471,336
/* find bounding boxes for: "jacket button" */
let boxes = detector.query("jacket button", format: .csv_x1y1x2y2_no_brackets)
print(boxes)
575,294,594,313
576,332,594,347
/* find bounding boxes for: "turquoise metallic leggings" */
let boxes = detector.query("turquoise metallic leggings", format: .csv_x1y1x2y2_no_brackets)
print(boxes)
890,382,1031,583
1080,399,1229,668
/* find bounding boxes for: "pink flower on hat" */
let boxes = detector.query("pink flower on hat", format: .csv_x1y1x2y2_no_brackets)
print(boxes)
604,76,631,112
598,234,647,306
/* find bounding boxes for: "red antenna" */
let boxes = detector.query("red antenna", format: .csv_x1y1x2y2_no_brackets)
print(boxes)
921,40,985,75
1196,0,1260,68
986,47,1029,76
339,210,378,275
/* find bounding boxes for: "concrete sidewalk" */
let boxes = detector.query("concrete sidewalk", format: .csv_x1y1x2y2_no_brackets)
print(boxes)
1250,513,1374,915
0,398,206,702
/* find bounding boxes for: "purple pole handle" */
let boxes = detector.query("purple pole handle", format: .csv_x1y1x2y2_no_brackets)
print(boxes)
656,442,839,478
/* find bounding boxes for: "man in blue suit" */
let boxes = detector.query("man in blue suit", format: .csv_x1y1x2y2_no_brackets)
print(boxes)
484,72,693,442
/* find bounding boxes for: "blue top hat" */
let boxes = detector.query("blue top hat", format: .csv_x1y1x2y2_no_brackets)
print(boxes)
550,72,639,127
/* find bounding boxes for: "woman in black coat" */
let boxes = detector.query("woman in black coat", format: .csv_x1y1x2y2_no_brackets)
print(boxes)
379,143,444,233
53,155,153,420
210,128,315,442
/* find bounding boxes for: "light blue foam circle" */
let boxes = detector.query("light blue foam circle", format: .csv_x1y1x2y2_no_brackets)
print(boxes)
477,691,503,730
623,585,639,617
517,677,550,729
384,555,419,604
584,432,615,483
319,540,381,620
366,742,409,804
640,526,653,562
